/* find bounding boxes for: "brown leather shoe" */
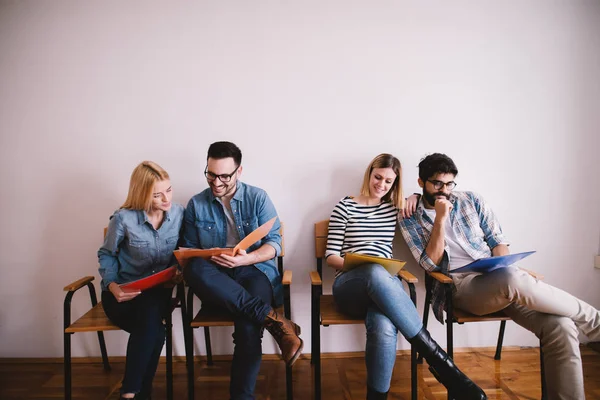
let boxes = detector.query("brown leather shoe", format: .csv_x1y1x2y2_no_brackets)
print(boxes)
264,308,303,366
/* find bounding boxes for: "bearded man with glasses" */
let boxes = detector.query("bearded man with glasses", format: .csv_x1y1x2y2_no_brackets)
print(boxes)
399,153,600,400
181,141,302,400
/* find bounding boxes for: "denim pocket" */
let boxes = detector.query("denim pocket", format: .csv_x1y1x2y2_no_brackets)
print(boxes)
166,235,179,249
196,220,216,248
128,239,151,262
241,217,259,236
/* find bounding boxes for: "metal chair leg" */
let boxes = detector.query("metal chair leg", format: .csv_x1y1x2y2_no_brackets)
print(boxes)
494,320,507,360
64,332,72,400
312,285,321,400
204,327,214,366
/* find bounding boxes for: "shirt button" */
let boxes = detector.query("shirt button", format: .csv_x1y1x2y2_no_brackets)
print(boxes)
238,226,241,229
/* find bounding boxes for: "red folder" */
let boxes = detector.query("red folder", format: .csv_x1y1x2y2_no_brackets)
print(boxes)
119,265,177,292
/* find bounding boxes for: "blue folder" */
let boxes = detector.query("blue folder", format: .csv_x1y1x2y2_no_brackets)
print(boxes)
450,251,536,274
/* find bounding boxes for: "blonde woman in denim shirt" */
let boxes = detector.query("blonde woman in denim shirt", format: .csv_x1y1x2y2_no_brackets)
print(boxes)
98,161,184,400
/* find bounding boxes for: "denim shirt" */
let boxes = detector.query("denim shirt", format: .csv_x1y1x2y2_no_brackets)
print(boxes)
181,181,283,306
98,204,185,291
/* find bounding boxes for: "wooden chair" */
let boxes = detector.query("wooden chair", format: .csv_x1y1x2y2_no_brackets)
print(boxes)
421,269,547,400
63,228,183,400
310,220,419,400
182,223,295,400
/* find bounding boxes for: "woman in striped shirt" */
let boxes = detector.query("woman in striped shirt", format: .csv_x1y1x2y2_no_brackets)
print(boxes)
326,154,486,400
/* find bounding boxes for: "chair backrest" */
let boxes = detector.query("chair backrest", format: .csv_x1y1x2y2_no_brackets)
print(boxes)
314,220,329,277
277,222,285,275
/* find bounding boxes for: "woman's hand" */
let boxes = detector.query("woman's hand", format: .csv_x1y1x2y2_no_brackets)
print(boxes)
108,282,141,302
400,193,420,218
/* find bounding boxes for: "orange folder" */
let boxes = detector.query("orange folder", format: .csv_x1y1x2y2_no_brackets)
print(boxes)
119,265,177,292
173,216,278,267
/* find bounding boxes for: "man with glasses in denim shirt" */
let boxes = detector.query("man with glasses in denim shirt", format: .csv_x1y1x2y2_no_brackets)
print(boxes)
181,141,303,400
399,153,600,400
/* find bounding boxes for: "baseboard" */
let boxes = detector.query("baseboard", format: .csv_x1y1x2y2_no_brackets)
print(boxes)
0,345,545,364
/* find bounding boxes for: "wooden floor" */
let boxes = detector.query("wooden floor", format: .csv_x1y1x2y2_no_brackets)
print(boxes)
1,346,599,400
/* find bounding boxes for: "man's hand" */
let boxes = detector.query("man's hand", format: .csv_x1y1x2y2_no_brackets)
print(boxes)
211,249,255,268
434,198,453,222
108,282,141,302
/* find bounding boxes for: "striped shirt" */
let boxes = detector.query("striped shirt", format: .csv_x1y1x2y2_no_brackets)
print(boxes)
326,197,398,275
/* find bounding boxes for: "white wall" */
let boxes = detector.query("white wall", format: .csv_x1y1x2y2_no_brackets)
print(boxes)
1,0,599,358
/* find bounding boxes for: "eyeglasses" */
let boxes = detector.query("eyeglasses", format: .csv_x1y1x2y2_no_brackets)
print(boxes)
427,179,457,190
204,165,239,183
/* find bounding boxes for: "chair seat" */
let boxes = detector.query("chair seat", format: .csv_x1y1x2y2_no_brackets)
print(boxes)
65,302,119,333
320,295,363,326
452,308,511,323
191,305,287,328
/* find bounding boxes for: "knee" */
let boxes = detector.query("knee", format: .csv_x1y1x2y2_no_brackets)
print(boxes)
539,316,578,349
493,267,528,296
366,313,397,343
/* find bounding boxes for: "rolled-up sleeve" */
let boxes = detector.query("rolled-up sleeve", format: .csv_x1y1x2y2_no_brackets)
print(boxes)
398,216,442,272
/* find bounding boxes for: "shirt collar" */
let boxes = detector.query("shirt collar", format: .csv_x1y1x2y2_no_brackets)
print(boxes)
138,209,171,225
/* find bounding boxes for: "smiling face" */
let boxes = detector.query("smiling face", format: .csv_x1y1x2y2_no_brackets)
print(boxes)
369,167,397,200
205,157,242,198
151,179,173,212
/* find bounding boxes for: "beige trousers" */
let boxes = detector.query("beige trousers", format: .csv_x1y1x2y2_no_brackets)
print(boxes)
452,267,600,400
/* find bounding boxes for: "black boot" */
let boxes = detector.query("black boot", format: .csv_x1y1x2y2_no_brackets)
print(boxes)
409,328,487,400
367,385,388,400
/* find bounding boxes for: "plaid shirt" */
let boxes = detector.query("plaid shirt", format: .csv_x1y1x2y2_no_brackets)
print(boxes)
398,191,508,323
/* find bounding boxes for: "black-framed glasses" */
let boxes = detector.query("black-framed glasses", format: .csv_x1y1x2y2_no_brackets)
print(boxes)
204,165,239,183
427,179,457,190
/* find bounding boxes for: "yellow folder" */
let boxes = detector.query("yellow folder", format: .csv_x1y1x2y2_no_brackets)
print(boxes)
343,253,407,276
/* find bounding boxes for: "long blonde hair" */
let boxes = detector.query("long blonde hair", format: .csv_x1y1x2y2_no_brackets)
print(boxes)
121,161,170,213
360,153,403,208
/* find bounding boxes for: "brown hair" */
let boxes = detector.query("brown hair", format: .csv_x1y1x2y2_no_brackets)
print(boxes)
360,153,403,208
121,161,170,212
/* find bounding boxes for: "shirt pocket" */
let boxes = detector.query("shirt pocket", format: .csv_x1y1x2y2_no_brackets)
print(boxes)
165,235,179,250
196,220,216,248
241,217,260,250
127,239,152,263
459,211,485,241
241,217,259,236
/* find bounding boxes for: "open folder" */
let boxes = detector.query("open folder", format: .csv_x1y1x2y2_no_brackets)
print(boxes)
173,216,278,267
342,253,407,276
119,265,177,292
450,251,536,274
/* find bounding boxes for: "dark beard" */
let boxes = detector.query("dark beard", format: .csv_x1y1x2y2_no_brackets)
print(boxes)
423,191,450,207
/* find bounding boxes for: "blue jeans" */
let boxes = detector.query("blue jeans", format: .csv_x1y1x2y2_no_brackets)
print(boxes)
183,257,273,400
332,263,423,393
102,286,171,396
